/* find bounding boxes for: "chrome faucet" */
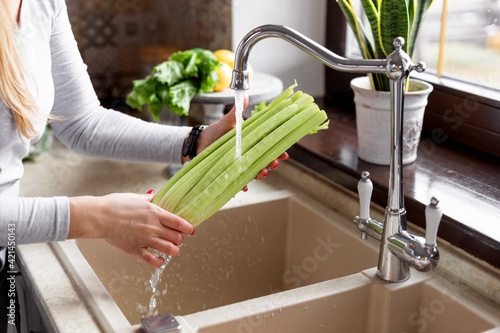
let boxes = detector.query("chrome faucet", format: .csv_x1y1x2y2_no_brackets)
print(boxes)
230,24,442,283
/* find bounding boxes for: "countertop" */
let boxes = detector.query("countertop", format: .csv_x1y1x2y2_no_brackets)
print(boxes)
17,139,500,332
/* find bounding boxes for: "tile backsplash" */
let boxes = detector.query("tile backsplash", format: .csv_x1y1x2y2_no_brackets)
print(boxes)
66,0,232,105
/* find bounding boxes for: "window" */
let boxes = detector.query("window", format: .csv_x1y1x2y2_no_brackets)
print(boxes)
415,0,500,91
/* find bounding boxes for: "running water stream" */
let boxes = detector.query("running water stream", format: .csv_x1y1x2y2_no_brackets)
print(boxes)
144,246,181,317
234,90,245,159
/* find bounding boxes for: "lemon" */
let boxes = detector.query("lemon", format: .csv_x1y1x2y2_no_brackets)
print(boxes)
214,62,233,92
247,63,254,82
213,49,235,69
213,49,254,88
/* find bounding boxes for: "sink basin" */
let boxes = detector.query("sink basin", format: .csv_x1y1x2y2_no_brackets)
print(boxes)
67,191,379,325
184,268,500,333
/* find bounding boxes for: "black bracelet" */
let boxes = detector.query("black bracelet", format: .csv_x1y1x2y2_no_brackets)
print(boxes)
182,125,207,160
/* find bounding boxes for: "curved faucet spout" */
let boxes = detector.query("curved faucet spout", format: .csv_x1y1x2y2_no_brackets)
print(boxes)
230,24,387,90
232,24,439,284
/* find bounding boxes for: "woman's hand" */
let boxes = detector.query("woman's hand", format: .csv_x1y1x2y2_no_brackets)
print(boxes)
186,95,289,184
67,191,194,268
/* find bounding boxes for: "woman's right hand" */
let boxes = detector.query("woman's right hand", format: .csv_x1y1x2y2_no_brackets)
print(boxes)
67,191,194,268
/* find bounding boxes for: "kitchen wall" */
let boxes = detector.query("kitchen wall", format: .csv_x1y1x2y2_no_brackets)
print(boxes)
231,0,327,97
66,0,232,104
66,0,326,105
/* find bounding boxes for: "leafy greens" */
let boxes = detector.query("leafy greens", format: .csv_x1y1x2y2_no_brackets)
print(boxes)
126,48,221,120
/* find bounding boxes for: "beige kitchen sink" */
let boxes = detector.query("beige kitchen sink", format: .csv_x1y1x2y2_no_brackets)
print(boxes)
55,188,500,333
185,268,500,333
20,148,500,332
58,190,380,326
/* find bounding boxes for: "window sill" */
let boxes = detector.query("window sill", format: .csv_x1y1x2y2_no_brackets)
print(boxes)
288,98,500,269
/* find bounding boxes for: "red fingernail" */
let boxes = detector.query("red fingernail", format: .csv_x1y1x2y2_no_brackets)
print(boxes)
283,153,289,160
191,228,196,235
147,189,155,195
262,169,269,177
271,160,280,169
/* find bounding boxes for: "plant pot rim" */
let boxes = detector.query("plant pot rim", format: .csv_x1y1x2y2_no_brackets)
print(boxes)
350,76,433,96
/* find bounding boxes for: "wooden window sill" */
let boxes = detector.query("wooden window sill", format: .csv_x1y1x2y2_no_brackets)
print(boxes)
288,98,500,269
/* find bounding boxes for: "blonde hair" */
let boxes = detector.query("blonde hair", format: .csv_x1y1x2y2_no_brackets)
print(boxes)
0,0,50,139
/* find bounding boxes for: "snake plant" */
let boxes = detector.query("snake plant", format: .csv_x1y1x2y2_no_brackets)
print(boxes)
336,0,434,91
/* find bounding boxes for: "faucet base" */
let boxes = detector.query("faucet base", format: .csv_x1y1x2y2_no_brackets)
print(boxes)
376,207,410,283
376,253,410,283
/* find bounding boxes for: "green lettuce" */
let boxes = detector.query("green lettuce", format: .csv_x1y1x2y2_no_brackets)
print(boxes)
126,48,221,120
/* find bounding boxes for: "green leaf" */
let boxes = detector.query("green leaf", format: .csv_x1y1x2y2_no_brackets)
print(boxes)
253,100,267,115
309,119,330,134
157,84,170,106
336,0,375,59
167,80,197,116
379,0,410,56
357,17,378,59
169,49,194,64
360,0,384,58
154,61,184,86
126,78,156,109
183,52,199,77
408,0,416,35
408,0,434,56
125,90,141,110
147,96,163,122
197,50,221,93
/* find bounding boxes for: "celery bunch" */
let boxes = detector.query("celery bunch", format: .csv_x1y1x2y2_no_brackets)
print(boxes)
152,83,329,226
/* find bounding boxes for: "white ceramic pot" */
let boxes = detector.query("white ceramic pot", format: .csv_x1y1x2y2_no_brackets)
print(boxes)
351,76,433,165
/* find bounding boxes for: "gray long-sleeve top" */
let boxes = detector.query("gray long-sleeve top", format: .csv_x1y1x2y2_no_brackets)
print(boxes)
0,0,191,248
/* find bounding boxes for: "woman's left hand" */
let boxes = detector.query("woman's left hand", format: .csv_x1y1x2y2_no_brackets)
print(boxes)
186,95,289,185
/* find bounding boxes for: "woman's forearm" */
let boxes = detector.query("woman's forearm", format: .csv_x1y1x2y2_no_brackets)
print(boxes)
0,196,70,245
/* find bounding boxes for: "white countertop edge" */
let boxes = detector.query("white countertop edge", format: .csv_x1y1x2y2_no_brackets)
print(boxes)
18,242,103,332
52,241,131,332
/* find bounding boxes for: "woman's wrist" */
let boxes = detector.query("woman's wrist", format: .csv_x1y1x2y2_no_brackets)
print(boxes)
67,196,103,239
181,125,208,163
182,125,207,162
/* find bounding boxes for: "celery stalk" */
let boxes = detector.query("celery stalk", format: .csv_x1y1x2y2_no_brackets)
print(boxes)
156,96,296,210
192,111,328,225
155,93,304,210
152,83,328,226
176,104,326,225
153,86,297,206
159,92,312,212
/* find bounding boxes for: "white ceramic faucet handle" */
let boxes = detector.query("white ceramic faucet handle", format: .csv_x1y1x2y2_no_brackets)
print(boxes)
358,171,373,220
425,197,442,246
